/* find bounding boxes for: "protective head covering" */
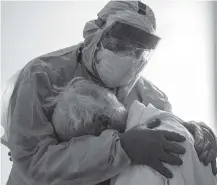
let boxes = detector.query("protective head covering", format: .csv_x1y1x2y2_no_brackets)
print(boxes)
43,77,127,141
93,19,159,88
81,0,160,101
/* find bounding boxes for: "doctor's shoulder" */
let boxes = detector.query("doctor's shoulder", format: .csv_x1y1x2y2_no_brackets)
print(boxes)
19,43,82,83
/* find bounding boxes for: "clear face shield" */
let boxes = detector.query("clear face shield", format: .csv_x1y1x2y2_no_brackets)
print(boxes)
94,21,161,88
100,21,160,60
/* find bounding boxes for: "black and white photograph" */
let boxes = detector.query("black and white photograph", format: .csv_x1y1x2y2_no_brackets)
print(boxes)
1,1,217,184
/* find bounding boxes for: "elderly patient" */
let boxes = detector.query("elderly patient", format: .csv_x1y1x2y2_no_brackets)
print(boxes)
44,77,216,185
45,77,127,140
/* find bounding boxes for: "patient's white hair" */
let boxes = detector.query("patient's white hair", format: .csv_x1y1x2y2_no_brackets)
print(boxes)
44,77,127,141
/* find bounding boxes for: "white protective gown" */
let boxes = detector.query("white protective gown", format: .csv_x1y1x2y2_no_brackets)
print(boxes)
111,100,217,185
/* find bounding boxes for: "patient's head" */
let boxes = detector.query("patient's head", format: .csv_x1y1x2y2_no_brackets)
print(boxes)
45,77,127,141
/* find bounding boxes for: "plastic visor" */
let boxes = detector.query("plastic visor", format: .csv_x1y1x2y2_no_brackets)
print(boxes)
101,21,160,51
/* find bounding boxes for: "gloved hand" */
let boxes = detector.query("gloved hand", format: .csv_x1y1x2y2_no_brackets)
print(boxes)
182,121,217,175
120,119,186,178
7,120,162,163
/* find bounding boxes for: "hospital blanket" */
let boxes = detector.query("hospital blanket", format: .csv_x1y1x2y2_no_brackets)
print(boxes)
111,100,217,185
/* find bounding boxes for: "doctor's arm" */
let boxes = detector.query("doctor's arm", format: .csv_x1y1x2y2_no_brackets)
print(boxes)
7,68,131,185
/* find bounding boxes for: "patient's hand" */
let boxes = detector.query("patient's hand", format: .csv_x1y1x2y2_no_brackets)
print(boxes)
182,121,217,175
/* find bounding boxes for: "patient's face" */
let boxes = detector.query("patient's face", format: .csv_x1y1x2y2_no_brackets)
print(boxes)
52,78,127,140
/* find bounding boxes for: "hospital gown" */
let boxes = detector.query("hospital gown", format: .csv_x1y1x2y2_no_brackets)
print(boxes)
111,100,217,185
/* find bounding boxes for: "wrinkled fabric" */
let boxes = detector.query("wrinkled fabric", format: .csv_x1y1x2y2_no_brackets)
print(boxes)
111,101,217,185
1,1,172,184
1,43,171,185
97,1,156,30
1,69,22,147
1,44,131,185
